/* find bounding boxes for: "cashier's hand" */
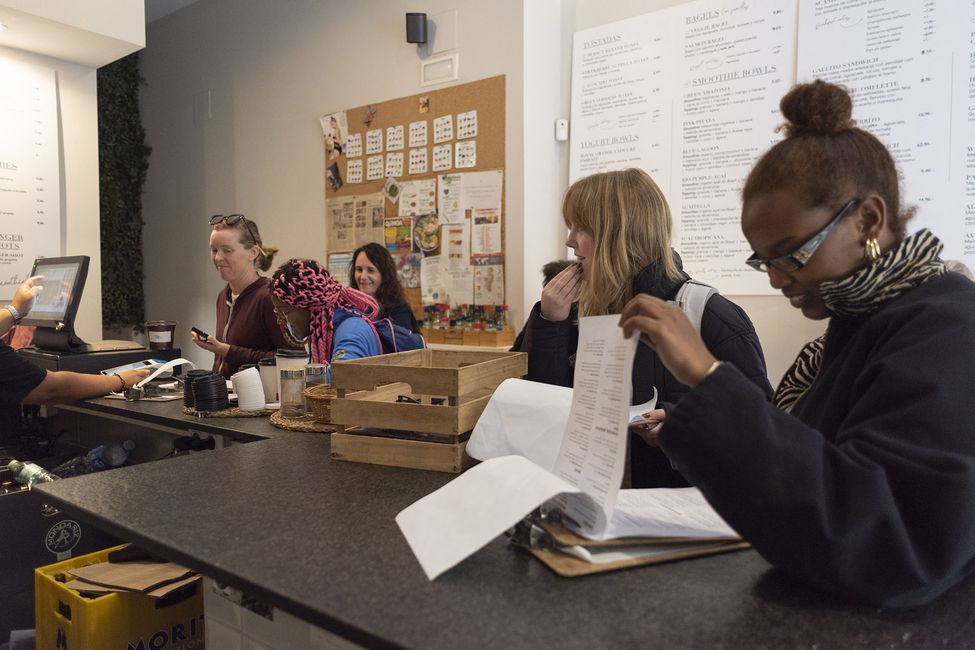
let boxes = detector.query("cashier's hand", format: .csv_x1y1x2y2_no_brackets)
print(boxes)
540,262,582,322
191,331,230,358
629,408,666,446
12,275,44,316
618,295,716,388
118,367,152,389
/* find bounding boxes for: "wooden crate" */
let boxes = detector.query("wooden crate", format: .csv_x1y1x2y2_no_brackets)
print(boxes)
328,349,527,472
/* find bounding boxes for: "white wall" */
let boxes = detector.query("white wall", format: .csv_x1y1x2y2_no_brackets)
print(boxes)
141,0,525,370
0,45,102,342
140,0,824,382
567,0,826,384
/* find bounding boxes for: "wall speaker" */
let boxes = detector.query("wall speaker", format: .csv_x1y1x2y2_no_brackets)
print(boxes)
406,13,427,44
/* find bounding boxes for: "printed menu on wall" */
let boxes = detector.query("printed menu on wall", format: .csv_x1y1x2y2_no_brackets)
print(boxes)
570,0,797,294
0,59,61,300
798,0,972,268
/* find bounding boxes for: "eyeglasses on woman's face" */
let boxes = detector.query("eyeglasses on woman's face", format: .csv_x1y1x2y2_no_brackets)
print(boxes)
272,304,296,321
745,198,861,273
209,214,258,246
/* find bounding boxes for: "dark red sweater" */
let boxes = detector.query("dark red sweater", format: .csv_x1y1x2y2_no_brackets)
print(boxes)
212,277,297,378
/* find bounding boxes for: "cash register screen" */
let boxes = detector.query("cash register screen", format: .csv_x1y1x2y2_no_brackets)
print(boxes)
20,255,89,328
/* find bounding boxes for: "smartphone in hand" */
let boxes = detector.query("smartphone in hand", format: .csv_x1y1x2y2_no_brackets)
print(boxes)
191,326,210,341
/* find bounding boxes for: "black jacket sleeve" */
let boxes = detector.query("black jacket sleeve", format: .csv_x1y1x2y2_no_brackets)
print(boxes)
697,294,773,400
659,301,975,607
522,301,577,388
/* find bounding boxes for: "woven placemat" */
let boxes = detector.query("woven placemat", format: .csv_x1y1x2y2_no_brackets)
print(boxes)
269,411,334,432
183,406,275,418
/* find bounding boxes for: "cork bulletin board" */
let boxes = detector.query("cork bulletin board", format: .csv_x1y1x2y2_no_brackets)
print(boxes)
322,75,506,317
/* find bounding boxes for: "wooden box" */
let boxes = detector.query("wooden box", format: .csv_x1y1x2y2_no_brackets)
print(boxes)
328,349,527,472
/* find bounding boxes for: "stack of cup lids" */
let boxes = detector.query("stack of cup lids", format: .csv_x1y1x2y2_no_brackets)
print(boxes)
231,367,266,412
192,375,231,412
184,369,215,408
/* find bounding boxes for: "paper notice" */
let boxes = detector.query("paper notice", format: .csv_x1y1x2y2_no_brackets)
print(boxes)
345,133,362,158
408,120,428,148
455,140,477,168
473,264,503,305
399,178,437,217
408,148,428,175
432,143,453,172
365,129,383,155
433,114,453,143
327,198,355,251
386,124,405,151
438,173,464,223
457,109,478,139
385,152,404,177
420,254,447,304
346,159,363,184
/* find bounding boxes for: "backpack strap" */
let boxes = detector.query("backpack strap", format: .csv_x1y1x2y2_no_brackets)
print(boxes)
674,280,717,333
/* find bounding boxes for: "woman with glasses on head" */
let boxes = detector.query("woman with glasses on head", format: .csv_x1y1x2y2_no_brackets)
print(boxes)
194,214,297,378
522,167,772,488
269,259,381,376
619,80,975,606
348,242,420,333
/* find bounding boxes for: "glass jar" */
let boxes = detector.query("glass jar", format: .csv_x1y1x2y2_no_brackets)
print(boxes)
279,367,306,419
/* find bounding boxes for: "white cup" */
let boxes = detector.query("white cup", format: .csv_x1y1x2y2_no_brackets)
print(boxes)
231,367,266,412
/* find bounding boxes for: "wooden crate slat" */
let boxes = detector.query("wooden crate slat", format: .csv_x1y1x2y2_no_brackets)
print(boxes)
331,433,472,473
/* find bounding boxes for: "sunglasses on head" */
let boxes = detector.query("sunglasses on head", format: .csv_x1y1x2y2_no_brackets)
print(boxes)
210,214,258,246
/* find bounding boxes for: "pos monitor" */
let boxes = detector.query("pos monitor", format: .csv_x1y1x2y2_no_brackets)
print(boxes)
21,255,90,352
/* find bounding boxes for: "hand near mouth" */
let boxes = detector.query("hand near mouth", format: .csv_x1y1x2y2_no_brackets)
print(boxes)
540,262,583,321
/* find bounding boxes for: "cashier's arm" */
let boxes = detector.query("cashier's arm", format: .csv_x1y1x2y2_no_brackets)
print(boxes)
23,367,151,405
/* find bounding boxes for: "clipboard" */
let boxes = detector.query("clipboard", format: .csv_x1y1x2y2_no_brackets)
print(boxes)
512,518,750,577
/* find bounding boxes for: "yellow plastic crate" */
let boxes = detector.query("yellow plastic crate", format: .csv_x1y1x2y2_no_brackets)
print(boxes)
35,545,205,650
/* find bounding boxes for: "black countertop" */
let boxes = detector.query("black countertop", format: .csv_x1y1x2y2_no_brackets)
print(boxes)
34,400,975,648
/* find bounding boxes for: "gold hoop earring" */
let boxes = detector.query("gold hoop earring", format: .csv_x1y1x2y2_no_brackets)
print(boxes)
864,237,881,263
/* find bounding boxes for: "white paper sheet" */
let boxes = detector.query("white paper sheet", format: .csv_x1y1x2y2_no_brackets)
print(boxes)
395,455,583,581
552,315,638,536
437,173,463,223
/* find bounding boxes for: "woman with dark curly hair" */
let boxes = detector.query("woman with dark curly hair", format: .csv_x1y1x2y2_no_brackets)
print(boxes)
348,242,419,332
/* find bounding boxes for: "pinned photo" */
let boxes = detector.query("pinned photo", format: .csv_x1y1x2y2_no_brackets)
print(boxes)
327,162,343,192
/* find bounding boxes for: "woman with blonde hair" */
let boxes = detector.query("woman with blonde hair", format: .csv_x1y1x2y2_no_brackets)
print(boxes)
522,168,772,487
193,214,298,377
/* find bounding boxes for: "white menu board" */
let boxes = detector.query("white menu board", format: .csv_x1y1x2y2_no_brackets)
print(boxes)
0,59,61,299
570,0,797,294
799,0,973,268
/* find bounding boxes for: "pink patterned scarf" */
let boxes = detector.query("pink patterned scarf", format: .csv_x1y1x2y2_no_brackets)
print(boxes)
270,259,379,364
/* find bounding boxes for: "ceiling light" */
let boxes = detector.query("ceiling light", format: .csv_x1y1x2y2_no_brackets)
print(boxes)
0,23,7,32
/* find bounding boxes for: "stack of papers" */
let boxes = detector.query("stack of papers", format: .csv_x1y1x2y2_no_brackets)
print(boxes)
65,559,198,599
396,315,745,580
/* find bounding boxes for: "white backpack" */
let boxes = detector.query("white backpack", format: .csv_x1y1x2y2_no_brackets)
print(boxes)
673,279,717,332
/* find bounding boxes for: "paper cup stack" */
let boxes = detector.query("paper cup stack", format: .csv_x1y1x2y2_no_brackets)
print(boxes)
231,367,266,412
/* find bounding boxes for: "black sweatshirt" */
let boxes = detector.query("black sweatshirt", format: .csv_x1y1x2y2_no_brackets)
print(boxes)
661,272,975,607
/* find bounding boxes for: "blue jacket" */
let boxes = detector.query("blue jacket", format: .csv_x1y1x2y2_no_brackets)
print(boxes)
326,309,382,382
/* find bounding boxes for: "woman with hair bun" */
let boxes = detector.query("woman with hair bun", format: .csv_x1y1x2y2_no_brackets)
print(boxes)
194,214,297,377
269,259,381,373
620,80,975,606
